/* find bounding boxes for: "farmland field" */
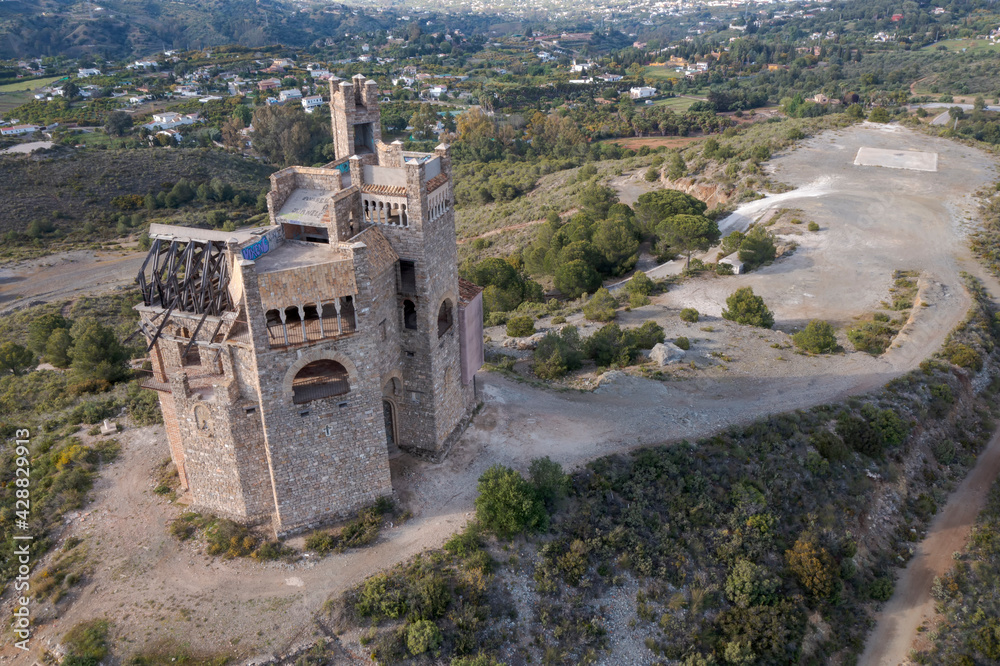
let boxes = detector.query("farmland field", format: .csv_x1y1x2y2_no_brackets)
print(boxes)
648,96,698,111
644,64,682,80
921,38,1000,52
0,90,31,114
0,75,65,93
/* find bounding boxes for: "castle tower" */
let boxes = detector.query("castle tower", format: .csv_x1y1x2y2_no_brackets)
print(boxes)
135,76,483,536
330,74,382,162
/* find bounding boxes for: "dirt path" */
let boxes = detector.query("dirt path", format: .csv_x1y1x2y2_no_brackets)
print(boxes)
0,249,144,315
859,426,1000,666
457,218,547,245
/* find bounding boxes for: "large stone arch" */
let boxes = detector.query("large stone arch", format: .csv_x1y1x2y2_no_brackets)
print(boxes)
281,350,361,404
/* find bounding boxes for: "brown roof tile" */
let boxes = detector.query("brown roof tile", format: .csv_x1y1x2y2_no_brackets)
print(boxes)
426,173,448,193
458,277,483,305
361,183,407,196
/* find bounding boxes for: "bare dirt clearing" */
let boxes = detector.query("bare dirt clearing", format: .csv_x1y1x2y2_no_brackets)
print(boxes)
2,123,999,664
661,124,995,332
0,248,144,315
601,135,704,151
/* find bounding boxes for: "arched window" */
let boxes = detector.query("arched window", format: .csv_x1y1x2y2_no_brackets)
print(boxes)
437,299,453,337
403,300,417,330
291,360,350,404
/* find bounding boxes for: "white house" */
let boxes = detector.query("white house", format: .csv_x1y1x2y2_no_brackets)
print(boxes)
131,60,158,69
309,69,332,79
153,112,182,124
144,112,200,131
629,86,657,99
77,68,101,78
570,59,592,73
1,125,39,136
278,88,303,102
427,85,448,99
301,95,325,113
598,73,623,82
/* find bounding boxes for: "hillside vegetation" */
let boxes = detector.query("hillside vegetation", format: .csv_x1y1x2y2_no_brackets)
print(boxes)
0,147,274,249
324,276,1000,665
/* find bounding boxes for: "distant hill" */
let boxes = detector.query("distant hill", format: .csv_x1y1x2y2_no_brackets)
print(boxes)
0,147,275,236
0,0,391,59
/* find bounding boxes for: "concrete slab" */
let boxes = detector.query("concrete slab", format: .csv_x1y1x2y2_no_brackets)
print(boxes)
277,188,331,226
854,146,938,172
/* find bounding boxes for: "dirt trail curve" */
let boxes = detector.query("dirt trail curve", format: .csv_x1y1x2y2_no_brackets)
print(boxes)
859,427,1000,666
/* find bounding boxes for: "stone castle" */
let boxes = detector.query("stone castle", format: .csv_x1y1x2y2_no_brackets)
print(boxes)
135,75,484,535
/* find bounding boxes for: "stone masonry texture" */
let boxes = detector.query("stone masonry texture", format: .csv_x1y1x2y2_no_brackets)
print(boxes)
137,75,483,535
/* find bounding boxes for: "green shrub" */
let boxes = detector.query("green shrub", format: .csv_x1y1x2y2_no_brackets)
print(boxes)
474,465,547,538
812,431,849,462
485,311,509,328
583,288,618,322
716,261,734,275
680,308,700,323
62,619,110,665
675,336,690,351
451,656,504,666
725,559,779,608
836,413,884,459
532,326,584,379
551,315,566,325
737,226,777,271
355,573,407,620
868,107,891,123
930,382,955,417
722,287,774,328
932,439,956,465
627,271,655,296
864,405,909,448
807,221,820,232
947,343,982,371
792,320,837,353
583,323,637,366
407,620,443,656
529,456,568,511
629,321,666,349
506,316,536,338
847,320,894,355
443,523,484,558
867,576,894,601
629,291,651,308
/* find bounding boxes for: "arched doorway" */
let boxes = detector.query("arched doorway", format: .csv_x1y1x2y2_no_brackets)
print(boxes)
382,399,399,455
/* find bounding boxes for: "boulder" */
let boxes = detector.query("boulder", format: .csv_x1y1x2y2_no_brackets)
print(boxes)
649,342,685,366
514,332,546,351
